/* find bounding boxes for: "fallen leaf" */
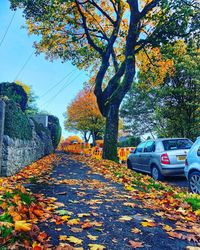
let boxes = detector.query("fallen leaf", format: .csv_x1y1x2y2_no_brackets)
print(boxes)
82,222,93,229
59,235,68,241
15,220,32,232
118,216,132,221
88,244,106,250
163,225,173,232
87,234,98,240
67,219,81,226
70,227,83,233
129,240,144,248
141,221,156,227
166,231,183,239
131,228,142,234
77,213,90,218
67,236,83,245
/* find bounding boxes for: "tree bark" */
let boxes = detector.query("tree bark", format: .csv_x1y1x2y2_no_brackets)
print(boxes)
103,103,120,161
91,131,96,146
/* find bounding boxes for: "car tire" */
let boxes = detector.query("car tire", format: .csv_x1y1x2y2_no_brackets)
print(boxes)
127,160,133,170
151,165,164,181
188,171,200,194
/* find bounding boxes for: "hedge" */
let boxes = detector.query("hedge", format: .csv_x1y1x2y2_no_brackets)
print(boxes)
4,99,32,140
0,82,28,112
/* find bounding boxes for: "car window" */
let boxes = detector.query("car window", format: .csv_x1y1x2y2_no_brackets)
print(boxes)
144,141,155,153
135,142,146,153
197,146,200,157
162,139,192,151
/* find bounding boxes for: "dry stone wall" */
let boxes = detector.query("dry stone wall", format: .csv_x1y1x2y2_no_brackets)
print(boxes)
0,99,55,176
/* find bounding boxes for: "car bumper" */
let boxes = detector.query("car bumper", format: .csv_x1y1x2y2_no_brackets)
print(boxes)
184,168,189,179
161,166,185,177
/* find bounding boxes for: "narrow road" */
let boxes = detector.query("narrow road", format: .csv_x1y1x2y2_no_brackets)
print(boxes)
27,153,195,249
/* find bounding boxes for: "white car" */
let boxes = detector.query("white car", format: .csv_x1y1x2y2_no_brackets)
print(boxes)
184,137,200,194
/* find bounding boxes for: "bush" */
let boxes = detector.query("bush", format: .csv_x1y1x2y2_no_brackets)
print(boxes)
0,82,28,112
48,115,62,149
4,99,32,140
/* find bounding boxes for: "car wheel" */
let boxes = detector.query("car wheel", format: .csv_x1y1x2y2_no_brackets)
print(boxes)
151,165,164,181
189,171,200,194
127,160,133,170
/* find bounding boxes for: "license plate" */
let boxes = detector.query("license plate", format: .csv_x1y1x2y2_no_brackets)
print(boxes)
177,155,186,161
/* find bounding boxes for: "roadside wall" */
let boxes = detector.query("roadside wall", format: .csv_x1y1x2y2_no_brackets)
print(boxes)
0,100,5,174
0,99,54,176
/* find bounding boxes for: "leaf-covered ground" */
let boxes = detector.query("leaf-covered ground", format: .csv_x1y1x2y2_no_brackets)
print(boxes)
0,152,200,249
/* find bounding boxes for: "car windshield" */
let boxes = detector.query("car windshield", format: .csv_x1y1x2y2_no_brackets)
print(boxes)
162,139,192,151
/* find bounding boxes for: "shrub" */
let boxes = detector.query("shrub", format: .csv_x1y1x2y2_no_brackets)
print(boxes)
0,82,28,112
4,99,32,140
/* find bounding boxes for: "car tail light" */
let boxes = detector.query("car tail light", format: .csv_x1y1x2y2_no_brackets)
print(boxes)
161,153,170,165
185,159,188,167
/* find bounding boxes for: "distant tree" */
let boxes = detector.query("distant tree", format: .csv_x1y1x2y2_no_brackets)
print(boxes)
15,80,39,115
118,136,141,147
64,86,105,144
10,0,199,161
120,83,156,138
122,40,200,140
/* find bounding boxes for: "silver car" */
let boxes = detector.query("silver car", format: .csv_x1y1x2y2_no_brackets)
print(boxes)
127,138,193,181
184,137,200,194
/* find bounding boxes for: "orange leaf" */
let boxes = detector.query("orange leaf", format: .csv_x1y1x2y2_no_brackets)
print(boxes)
129,240,144,248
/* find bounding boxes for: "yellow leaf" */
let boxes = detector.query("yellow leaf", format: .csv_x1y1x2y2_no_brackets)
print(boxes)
87,234,98,240
163,225,173,232
61,215,70,221
141,221,157,227
125,185,135,191
59,235,68,241
67,219,81,226
67,236,83,245
88,244,106,250
118,216,132,221
15,220,32,232
194,209,200,216
77,213,90,218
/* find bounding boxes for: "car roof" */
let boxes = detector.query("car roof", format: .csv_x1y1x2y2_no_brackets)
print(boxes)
156,138,190,141
140,138,190,143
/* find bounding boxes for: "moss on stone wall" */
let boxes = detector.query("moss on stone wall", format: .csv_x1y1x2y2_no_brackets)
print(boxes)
4,99,32,140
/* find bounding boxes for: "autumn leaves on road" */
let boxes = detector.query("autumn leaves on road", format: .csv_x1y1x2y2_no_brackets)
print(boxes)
0,153,200,249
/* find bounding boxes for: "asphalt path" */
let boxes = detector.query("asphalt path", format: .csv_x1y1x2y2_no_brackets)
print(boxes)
27,153,195,249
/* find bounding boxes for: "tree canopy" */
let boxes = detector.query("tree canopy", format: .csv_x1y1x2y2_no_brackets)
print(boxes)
10,0,200,160
121,40,200,140
15,80,39,114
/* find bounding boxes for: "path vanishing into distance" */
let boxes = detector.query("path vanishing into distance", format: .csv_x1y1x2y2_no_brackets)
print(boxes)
26,152,198,250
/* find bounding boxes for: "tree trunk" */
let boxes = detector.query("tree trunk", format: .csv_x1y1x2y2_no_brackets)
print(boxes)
91,131,96,146
103,103,119,162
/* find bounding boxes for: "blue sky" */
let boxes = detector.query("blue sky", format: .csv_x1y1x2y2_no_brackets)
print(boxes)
0,0,88,137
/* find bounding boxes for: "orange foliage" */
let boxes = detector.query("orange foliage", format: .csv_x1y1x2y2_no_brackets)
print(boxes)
67,87,102,124
137,47,175,88
64,135,83,145
65,86,105,137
